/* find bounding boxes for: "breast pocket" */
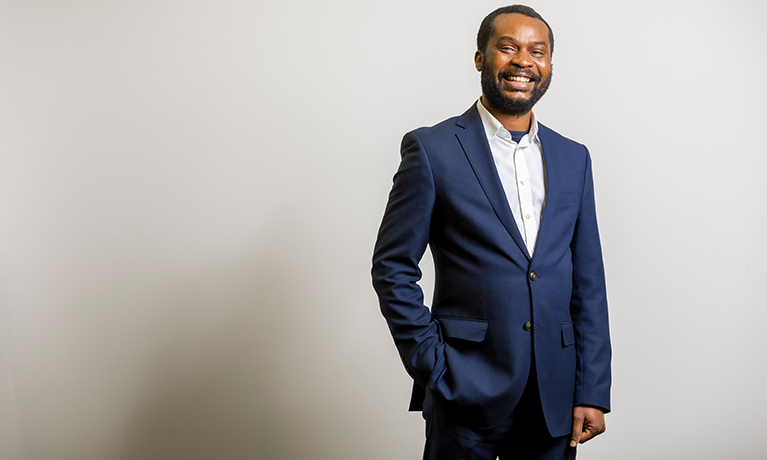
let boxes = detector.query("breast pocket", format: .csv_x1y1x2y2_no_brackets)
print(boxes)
561,321,575,347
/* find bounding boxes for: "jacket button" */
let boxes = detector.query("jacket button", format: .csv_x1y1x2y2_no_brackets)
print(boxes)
529,272,537,281
523,321,532,331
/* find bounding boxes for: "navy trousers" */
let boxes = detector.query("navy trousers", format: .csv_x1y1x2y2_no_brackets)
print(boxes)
422,368,576,460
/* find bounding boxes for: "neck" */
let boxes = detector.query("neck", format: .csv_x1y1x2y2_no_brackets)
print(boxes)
480,96,533,132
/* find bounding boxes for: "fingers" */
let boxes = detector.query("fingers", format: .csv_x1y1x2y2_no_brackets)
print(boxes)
570,407,606,447
569,412,584,447
578,420,601,443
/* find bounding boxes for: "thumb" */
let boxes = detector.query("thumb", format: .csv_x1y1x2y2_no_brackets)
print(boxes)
570,412,584,447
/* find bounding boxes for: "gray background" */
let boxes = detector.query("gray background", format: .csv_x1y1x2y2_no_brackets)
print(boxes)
1,0,766,459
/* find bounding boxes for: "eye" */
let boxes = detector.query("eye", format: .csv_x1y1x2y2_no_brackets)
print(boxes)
530,50,545,57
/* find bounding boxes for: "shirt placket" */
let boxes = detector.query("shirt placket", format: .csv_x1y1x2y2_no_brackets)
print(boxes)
514,141,538,255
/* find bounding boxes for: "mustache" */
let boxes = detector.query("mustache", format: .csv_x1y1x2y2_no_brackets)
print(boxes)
498,68,541,82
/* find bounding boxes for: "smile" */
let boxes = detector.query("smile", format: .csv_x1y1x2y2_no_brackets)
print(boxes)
505,76,532,83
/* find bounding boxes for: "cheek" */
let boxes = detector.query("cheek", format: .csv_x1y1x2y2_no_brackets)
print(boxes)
484,54,506,70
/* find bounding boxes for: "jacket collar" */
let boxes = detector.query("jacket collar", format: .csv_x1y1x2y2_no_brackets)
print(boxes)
454,104,563,261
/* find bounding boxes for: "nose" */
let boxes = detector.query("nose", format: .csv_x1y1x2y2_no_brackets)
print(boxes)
510,51,533,68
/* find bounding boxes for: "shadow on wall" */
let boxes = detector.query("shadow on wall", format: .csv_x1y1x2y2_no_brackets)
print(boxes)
113,216,343,460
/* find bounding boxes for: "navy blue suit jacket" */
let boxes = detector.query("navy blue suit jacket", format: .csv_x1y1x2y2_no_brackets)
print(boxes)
372,104,611,436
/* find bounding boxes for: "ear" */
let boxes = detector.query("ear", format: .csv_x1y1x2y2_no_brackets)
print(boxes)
474,50,483,72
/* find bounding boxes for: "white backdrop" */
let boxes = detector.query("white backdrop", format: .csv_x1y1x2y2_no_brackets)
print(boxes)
1,1,766,459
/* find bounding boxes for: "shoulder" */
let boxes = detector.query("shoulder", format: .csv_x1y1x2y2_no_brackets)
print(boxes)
538,122,591,161
401,105,478,149
407,116,460,140
538,123,586,150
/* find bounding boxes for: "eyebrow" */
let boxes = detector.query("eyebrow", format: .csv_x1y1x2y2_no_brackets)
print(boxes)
498,36,548,47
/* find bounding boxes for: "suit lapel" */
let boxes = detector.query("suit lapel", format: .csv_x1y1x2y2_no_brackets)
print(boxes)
454,105,530,260
534,123,562,255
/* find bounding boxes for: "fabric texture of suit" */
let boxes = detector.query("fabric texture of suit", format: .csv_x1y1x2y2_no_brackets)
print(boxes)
372,103,611,436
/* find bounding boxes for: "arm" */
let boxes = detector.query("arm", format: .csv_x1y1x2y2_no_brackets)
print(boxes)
569,147,612,419
371,132,444,388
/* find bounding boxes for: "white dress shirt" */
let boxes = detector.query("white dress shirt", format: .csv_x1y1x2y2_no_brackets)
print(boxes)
476,99,546,256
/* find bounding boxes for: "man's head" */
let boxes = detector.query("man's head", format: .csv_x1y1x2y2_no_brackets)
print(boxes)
475,5,553,116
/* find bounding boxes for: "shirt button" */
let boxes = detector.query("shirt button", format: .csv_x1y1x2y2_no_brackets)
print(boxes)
530,272,537,281
520,180,525,185
523,321,532,331
525,214,531,219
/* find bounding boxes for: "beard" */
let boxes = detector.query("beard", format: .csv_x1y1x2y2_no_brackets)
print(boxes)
481,61,552,116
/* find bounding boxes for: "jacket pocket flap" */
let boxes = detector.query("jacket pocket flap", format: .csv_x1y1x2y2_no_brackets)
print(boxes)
561,322,575,347
438,317,489,342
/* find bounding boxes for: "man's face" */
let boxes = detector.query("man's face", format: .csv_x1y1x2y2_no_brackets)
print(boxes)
475,13,552,116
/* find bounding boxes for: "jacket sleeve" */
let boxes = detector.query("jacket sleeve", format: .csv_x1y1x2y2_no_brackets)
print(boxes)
371,131,445,389
570,147,612,412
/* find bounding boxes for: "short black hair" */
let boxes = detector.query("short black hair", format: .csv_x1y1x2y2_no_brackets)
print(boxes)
477,5,554,56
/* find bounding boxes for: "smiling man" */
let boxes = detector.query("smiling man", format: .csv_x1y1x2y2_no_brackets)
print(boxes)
372,5,611,460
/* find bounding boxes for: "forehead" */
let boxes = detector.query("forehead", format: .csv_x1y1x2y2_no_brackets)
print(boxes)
490,13,550,46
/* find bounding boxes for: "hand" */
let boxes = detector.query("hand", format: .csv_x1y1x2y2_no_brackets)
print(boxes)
570,406,606,447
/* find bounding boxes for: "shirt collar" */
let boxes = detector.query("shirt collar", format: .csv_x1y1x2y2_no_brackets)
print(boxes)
476,98,539,144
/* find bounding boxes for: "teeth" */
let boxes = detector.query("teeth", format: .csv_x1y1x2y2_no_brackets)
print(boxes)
508,76,531,83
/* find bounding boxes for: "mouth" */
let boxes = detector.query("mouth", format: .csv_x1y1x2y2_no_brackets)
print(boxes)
500,73,538,93
498,69,541,93
505,75,533,84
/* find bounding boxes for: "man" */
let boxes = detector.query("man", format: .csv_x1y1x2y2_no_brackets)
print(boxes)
372,5,610,459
